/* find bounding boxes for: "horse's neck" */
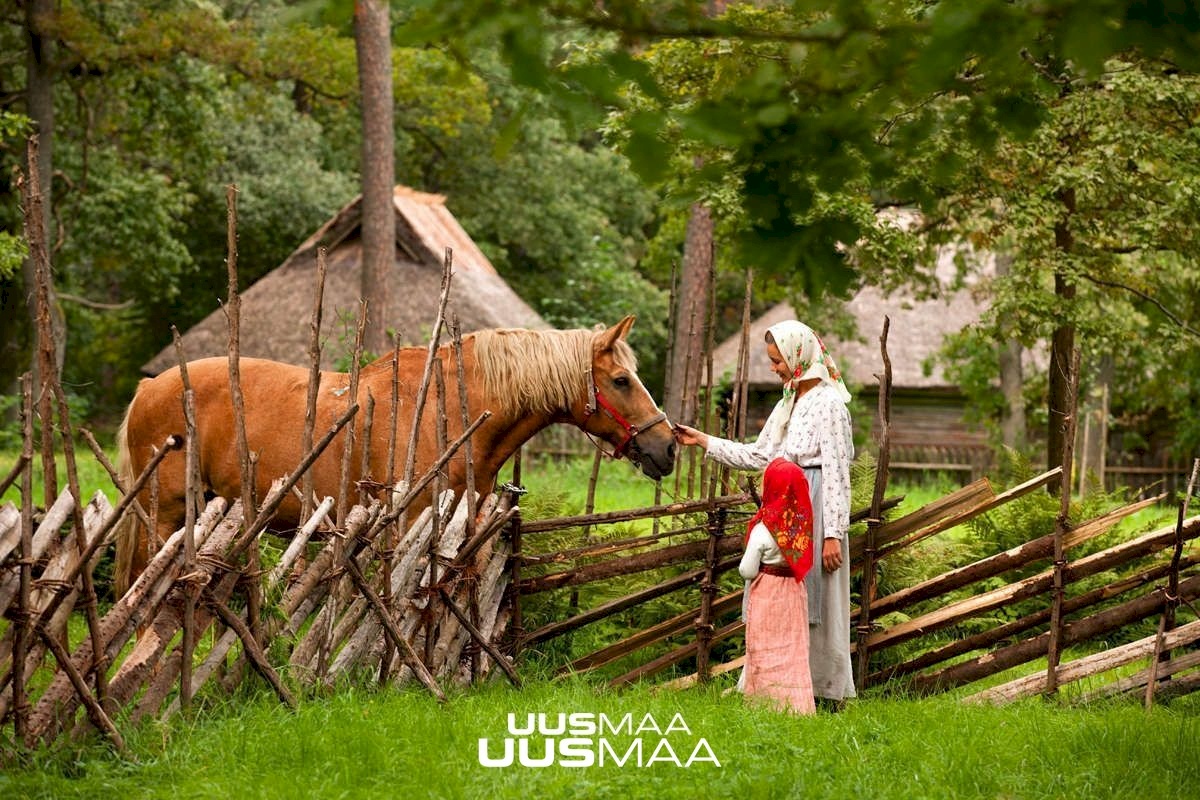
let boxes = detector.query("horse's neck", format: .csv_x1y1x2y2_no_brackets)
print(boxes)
467,380,565,482
354,342,576,489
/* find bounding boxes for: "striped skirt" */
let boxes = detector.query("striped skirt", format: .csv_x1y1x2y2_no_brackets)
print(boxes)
743,571,815,715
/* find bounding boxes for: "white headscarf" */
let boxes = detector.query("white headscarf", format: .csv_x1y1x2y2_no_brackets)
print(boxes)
762,320,851,445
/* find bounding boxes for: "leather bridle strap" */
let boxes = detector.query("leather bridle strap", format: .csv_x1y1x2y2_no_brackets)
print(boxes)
583,368,669,460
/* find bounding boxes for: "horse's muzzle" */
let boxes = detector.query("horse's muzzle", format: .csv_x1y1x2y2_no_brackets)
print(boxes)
630,435,675,480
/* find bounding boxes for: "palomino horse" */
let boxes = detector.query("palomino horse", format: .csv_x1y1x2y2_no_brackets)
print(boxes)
113,316,674,593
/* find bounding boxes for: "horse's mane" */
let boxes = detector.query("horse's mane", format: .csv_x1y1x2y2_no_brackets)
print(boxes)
471,326,637,417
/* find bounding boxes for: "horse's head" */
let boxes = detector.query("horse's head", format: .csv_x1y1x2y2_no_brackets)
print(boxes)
580,316,675,480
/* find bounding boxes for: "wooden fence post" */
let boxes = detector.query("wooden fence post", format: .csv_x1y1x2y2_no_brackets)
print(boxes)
171,329,201,713
694,507,725,682
856,317,891,693
12,375,34,744
1046,348,1081,697
506,487,525,655
1146,458,1199,707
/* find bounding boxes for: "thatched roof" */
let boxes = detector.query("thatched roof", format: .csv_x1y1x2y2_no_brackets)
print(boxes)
144,186,546,375
713,257,988,393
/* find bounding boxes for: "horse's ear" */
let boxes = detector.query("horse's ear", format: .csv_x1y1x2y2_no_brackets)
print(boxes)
595,315,636,352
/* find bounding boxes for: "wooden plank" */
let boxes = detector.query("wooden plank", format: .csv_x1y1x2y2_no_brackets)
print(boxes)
1146,671,1200,701
966,618,1200,704
518,534,743,594
563,592,743,674
910,571,1200,694
608,620,744,687
861,493,1166,619
868,467,1063,562
519,493,752,534
868,554,1199,684
658,654,745,690
868,477,994,545
520,526,702,566
0,501,29,564
0,490,80,614
522,555,740,646
0,493,117,689
1078,648,1200,702
865,515,1200,651
25,499,236,744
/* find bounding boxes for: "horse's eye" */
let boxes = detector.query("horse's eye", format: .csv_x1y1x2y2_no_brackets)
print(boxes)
613,375,631,389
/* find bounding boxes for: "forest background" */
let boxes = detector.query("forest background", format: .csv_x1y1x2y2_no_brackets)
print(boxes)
1,0,1199,471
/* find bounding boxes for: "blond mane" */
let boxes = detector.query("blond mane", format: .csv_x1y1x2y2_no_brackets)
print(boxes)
471,326,637,417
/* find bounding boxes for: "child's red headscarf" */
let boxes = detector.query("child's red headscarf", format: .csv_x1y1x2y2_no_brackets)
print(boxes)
745,458,814,582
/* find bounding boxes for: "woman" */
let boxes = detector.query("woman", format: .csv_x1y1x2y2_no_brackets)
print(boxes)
674,319,856,703
739,457,816,714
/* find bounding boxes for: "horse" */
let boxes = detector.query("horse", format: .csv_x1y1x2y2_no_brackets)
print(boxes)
112,315,675,593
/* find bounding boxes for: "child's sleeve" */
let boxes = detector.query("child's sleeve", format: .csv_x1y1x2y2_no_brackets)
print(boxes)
739,524,767,580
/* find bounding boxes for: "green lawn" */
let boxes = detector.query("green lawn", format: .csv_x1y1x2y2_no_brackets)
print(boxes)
2,677,1197,799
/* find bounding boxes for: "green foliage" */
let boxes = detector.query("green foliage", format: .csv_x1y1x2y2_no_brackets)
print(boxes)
411,60,668,387
0,1,652,422
928,60,1200,457
402,1,1200,465
0,232,27,282
0,109,29,280
400,0,1200,294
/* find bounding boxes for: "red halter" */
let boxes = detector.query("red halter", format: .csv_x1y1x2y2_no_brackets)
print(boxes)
582,368,669,460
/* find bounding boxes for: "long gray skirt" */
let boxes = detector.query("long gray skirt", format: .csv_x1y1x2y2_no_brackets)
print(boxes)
804,466,856,700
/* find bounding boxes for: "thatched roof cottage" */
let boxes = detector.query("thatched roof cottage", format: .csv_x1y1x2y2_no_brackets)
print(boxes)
144,186,546,375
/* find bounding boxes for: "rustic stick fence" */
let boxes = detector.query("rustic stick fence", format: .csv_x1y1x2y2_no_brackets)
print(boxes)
0,480,518,749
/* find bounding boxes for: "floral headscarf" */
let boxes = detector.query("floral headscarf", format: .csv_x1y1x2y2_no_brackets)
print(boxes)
759,320,851,447
746,458,814,582
767,320,852,404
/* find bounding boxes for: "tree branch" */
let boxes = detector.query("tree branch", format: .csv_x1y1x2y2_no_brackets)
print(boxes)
56,291,134,311
1080,272,1200,338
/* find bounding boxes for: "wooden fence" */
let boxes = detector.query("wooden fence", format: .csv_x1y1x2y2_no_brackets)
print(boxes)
4,448,1194,753
0,480,517,752
504,464,1199,705
501,311,1200,707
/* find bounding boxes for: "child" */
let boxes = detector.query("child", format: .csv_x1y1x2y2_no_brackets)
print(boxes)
739,457,816,714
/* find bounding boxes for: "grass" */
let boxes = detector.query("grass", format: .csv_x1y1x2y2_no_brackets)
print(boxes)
0,447,119,509
2,676,1197,799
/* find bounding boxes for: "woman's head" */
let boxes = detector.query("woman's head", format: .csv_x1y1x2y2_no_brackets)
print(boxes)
764,320,851,403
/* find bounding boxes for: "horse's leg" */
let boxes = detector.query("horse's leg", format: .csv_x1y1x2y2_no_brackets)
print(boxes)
130,456,190,592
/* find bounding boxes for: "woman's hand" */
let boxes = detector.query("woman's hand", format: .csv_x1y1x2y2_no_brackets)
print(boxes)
822,537,843,572
672,424,708,449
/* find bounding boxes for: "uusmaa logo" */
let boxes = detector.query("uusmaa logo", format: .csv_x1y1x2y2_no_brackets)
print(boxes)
477,712,722,768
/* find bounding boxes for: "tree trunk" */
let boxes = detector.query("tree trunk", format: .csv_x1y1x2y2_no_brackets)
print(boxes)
22,0,65,381
1078,354,1111,494
664,202,713,425
354,0,395,356
1047,188,1077,493
995,254,1026,451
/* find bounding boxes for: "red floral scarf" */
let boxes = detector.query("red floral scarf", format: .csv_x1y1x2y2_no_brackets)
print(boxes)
745,458,814,582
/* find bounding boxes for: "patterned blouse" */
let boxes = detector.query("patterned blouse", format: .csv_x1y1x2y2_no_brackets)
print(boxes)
705,382,854,540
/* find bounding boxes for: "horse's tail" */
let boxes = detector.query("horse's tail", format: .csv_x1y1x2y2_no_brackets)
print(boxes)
112,399,139,597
